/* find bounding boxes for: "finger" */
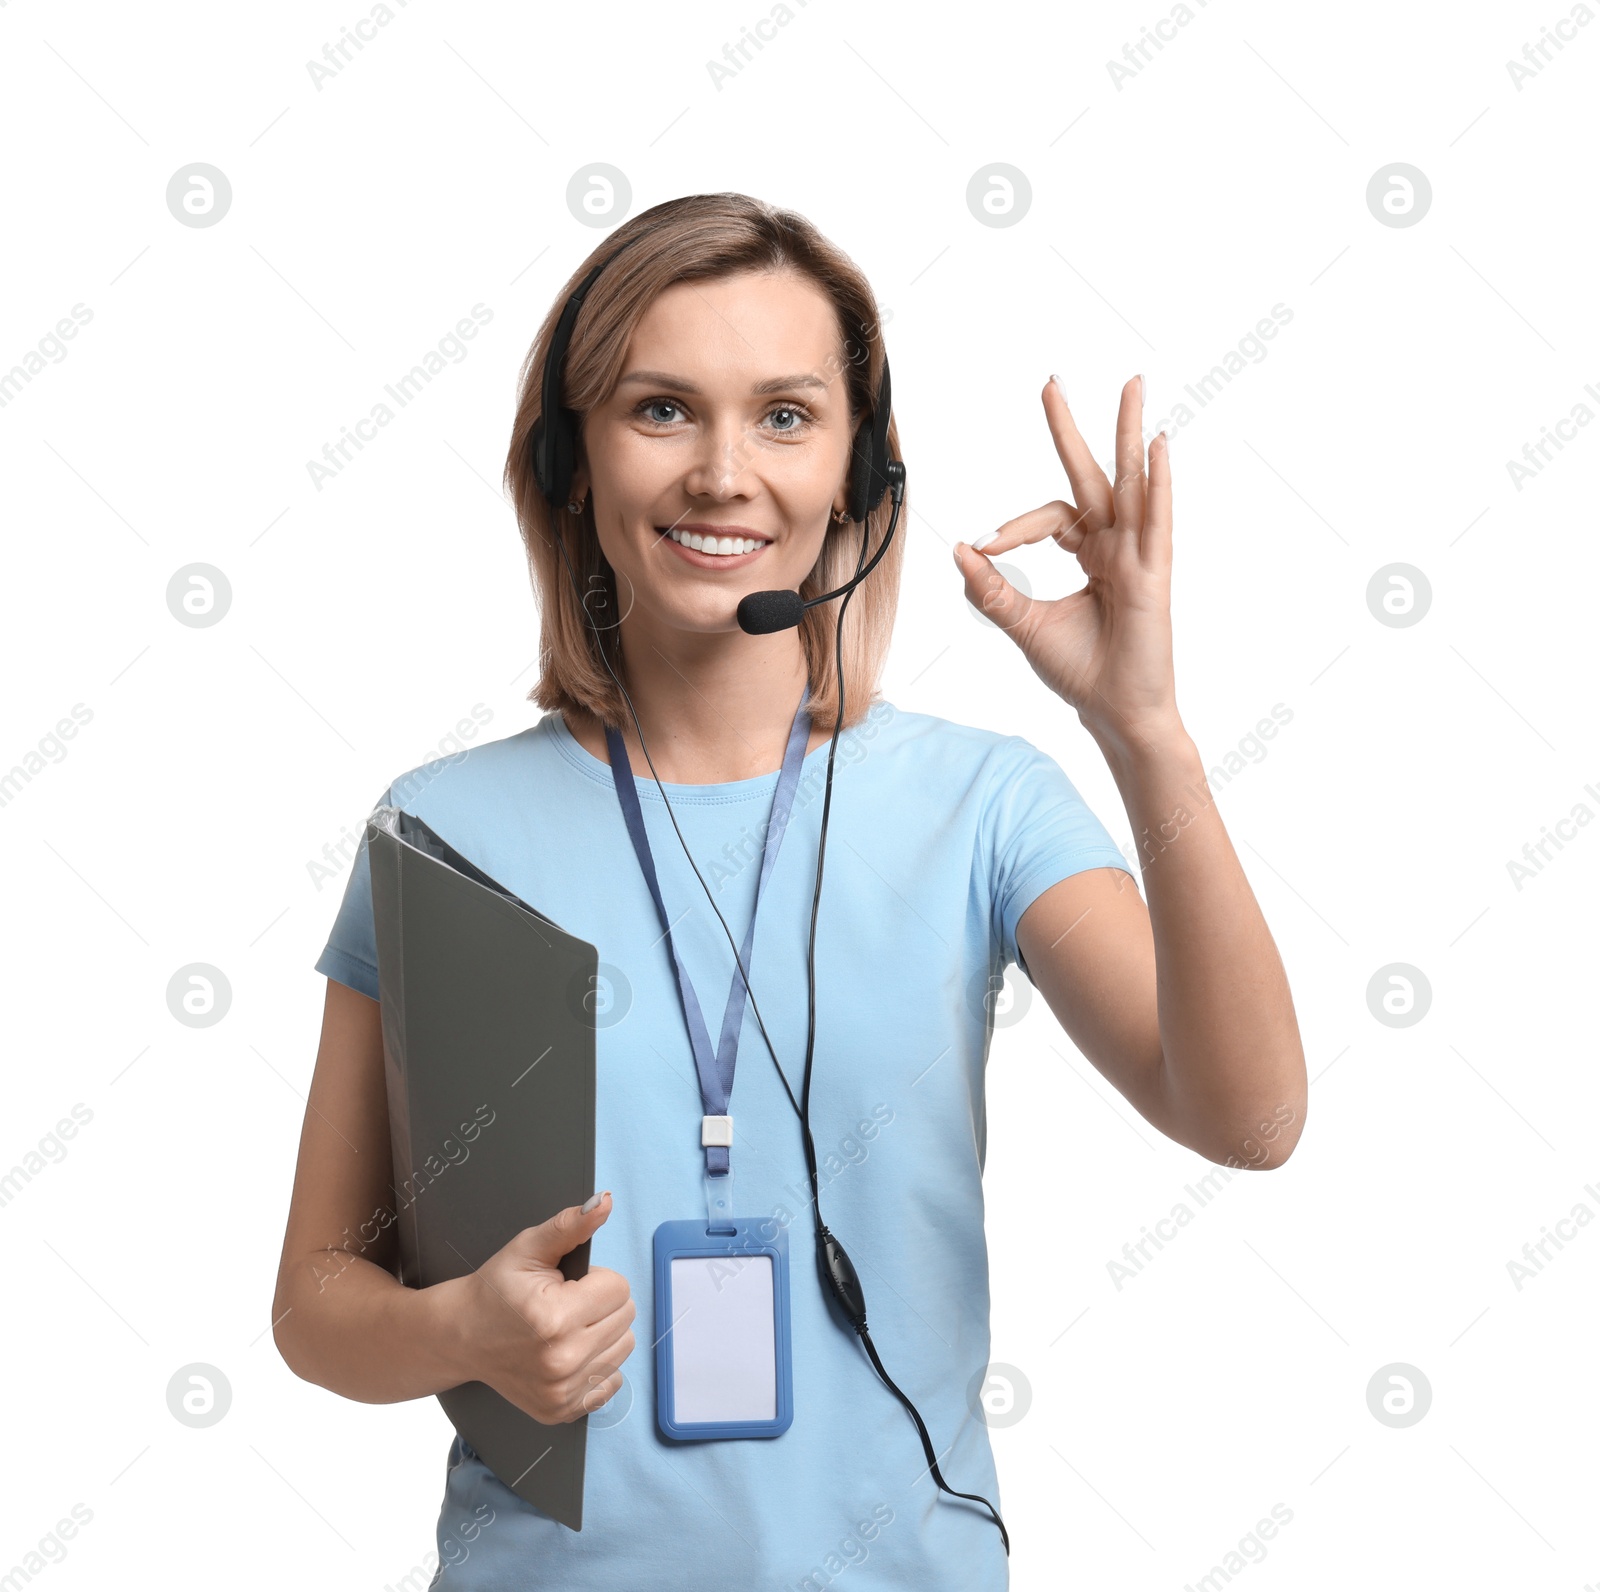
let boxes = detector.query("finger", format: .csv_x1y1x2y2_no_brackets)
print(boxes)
970,499,1090,560
1042,378,1114,528
558,1326,635,1419
578,1367,626,1417
513,1190,612,1271
564,1296,636,1379
581,1287,637,1351
555,1263,632,1330
584,1314,636,1375
952,540,1040,642
1111,374,1146,533
1143,428,1172,569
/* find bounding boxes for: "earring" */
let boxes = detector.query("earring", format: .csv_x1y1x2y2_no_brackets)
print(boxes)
567,500,584,515
832,507,851,524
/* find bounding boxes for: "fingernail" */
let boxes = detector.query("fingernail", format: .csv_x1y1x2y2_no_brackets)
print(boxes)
971,530,999,551
581,1190,604,1213
952,541,966,564
1051,373,1067,402
1138,374,1145,403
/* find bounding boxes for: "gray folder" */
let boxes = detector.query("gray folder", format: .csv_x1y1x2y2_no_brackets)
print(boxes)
366,803,598,1531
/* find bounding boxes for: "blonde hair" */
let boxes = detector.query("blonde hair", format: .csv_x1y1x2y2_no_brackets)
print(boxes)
503,193,905,731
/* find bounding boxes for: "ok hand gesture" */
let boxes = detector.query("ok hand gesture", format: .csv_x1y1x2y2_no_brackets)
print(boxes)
953,376,1181,758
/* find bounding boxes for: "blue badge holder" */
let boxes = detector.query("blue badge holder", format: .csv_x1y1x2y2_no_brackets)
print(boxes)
653,1217,794,1441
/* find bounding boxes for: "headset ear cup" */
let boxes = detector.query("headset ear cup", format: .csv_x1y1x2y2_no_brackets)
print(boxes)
530,415,550,500
537,407,579,510
552,410,576,510
847,420,874,524
531,408,579,508
846,360,894,523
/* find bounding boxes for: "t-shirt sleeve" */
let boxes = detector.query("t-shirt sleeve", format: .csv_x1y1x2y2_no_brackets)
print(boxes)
312,785,392,1002
985,736,1134,980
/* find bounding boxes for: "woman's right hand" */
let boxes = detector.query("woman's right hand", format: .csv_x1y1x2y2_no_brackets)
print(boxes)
459,1191,636,1424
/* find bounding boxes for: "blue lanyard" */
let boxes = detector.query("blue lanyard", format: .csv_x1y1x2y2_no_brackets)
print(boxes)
605,689,813,1225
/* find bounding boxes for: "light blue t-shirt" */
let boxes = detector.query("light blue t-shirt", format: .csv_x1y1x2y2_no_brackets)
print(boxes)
313,698,1130,1591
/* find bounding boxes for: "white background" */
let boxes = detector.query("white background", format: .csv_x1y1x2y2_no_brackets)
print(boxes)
2,1,1596,1587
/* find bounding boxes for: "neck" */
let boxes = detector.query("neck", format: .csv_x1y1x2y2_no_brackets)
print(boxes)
580,614,816,784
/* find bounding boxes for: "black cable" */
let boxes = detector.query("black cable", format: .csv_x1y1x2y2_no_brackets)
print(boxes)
550,476,1008,1556
799,501,1011,1558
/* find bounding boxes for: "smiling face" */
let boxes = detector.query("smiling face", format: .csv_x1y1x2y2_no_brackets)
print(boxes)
570,268,857,638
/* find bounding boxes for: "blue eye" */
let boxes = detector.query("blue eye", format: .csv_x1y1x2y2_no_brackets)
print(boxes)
766,404,819,434
644,399,682,424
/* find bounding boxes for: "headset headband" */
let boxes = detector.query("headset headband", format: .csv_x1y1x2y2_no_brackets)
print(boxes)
530,236,647,507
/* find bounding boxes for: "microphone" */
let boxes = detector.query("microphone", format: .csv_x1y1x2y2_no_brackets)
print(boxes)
736,463,906,637
737,589,806,635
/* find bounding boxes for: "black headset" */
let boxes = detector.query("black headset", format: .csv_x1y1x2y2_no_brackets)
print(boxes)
529,226,1009,1555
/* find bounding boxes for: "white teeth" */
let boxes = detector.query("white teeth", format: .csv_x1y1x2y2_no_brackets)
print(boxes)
669,529,763,556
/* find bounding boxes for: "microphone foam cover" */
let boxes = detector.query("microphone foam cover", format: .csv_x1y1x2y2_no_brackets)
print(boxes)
736,589,805,635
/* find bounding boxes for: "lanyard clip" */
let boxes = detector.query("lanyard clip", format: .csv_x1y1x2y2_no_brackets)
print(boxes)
704,1163,736,1235
702,1118,736,1233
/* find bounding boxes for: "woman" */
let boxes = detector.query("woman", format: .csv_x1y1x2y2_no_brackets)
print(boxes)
274,192,1306,1589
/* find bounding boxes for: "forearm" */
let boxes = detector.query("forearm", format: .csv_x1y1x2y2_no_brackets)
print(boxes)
1092,718,1307,1165
273,1251,477,1404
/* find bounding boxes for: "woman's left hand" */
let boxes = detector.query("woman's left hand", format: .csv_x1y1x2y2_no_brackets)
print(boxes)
953,375,1181,757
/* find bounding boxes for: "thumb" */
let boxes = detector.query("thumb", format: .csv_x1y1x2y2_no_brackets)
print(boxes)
953,540,1033,637
514,1189,612,1271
